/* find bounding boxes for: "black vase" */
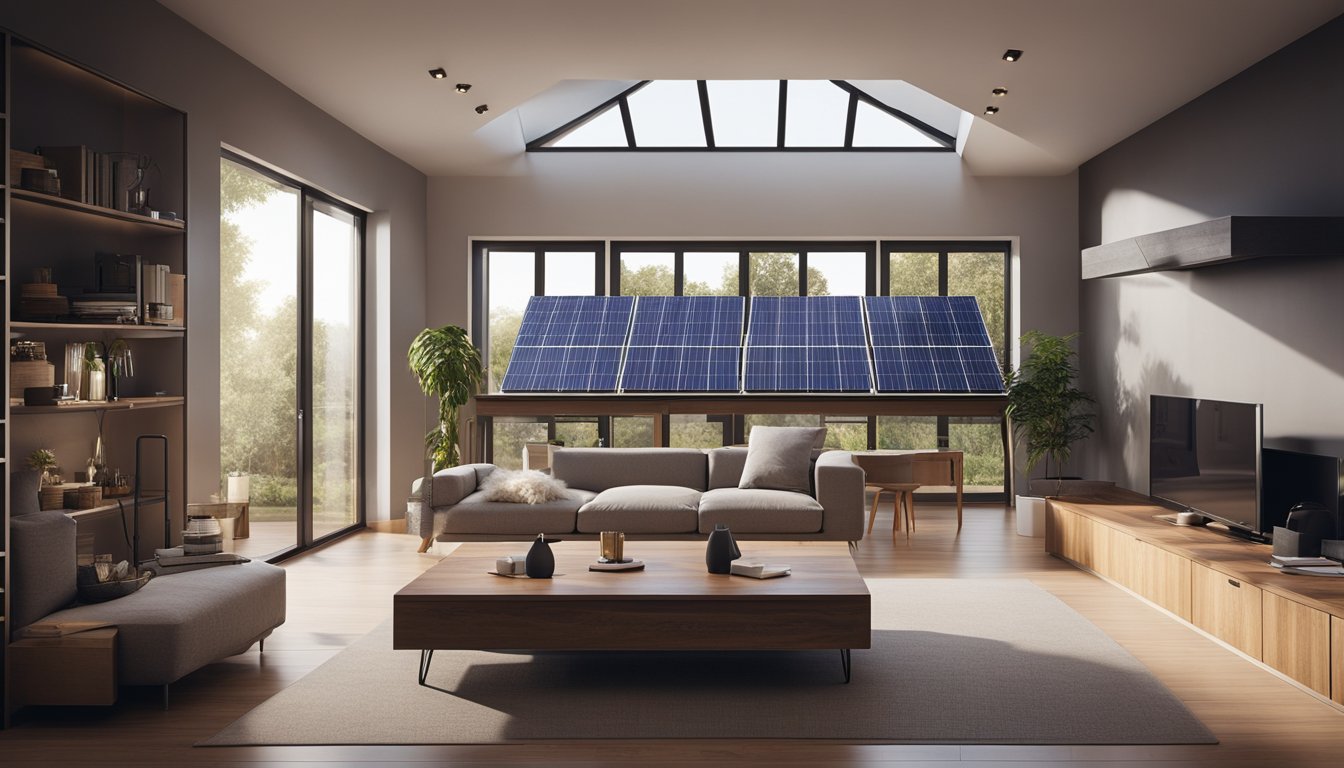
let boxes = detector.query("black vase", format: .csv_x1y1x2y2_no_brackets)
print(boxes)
705,524,741,574
526,533,555,579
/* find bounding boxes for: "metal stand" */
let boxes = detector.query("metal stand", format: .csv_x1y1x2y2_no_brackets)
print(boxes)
840,648,852,683
131,434,170,565
418,650,435,686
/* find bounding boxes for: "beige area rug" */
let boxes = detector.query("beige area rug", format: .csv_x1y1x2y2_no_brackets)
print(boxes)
202,579,1216,745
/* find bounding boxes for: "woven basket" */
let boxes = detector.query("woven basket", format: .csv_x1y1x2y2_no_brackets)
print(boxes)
64,486,103,510
39,485,64,510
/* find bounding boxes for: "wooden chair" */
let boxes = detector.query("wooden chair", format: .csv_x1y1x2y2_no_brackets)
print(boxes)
851,451,965,539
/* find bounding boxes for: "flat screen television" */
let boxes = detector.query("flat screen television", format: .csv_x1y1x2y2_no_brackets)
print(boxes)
1262,448,1343,539
1150,394,1264,538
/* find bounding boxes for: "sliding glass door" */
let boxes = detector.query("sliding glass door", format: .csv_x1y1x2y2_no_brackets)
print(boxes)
220,154,364,558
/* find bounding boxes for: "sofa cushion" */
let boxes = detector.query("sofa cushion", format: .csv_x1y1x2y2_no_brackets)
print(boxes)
10,469,42,517
551,448,708,492
9,510,77,634
577,485,702,533
739,426,825,493
441,489,596,535
697,488,824,534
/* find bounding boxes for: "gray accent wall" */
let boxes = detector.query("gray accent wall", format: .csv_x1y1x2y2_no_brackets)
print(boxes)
1078,15,1344,492
0,1,429,524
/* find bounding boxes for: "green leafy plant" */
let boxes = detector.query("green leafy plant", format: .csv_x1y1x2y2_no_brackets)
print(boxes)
27,448,57,472
1004,331,1096,495
408,325,484,471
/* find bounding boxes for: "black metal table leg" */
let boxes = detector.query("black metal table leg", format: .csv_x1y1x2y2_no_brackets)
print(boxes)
840,648,852,683
419,649,435,686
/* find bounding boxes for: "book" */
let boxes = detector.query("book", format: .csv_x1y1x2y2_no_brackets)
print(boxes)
16,620,114,639
730,562,791,579
1271,555,1338,567
589,559,645,572
156,552,248,566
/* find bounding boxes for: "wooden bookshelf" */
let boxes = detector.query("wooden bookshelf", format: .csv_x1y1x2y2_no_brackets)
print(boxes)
2,31,189,726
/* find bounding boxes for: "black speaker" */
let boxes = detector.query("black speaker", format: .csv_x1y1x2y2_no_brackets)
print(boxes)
1272,503,1335,557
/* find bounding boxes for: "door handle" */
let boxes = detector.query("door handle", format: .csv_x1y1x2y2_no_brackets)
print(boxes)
1227,578,1240,588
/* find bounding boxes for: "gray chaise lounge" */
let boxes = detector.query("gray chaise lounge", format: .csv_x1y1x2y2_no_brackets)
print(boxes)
8,471,286,705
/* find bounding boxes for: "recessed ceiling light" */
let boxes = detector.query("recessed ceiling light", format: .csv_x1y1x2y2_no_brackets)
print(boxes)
1002,49,1023,62
455,83,472,94
991,87,1009,97
475,104,489,115
984,105,1000,116
428,67,447,79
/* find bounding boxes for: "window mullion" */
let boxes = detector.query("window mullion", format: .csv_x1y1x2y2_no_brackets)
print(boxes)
776,80,787,148
697,80,715,148
843,93,858,148
619,98,636,148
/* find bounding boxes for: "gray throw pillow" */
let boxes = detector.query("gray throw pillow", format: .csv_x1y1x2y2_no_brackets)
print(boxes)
738,426,826,493
10,469,42,517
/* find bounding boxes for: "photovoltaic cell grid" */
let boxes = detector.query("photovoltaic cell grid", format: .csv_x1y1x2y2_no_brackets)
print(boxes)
619,296,745,391
744,296,872,392
500,296,634,392
864,296,1004,393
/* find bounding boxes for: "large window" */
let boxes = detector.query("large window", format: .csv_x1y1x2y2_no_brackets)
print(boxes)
220,153,364,559
473,238,1010,496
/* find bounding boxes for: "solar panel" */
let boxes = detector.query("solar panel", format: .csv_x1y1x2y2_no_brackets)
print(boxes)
620,296,744,392
620,346,742,392
865,295,1003,393
501,296,634,392
744,296,871,392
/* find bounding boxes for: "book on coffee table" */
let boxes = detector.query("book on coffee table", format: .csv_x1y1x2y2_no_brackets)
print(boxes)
730,562,791,579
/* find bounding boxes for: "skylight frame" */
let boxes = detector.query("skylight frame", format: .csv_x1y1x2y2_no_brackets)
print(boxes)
527,80,956,152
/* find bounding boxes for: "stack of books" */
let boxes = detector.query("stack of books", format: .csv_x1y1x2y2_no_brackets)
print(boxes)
71,293,139,323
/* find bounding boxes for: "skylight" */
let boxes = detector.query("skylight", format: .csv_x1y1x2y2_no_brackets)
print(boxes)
529,80,955,152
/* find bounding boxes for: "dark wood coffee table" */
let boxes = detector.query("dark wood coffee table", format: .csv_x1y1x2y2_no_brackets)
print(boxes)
393,541,871,684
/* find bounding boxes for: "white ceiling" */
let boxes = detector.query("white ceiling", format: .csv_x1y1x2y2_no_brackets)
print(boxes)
158,0,1344,177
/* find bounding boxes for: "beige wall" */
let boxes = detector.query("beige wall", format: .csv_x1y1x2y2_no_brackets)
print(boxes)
1,0,429,522
1078,16,1344,492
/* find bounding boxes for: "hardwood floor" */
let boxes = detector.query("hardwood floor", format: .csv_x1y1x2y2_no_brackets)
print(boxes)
4,499,1344,766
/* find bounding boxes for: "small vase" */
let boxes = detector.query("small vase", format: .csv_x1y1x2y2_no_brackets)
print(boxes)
705,524,741,574
526,533,555,579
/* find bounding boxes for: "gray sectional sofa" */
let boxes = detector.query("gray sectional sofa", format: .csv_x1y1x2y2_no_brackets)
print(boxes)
416,446,866,544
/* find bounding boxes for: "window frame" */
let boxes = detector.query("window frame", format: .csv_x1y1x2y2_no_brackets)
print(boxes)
472,237,1011,500
528,80,956,152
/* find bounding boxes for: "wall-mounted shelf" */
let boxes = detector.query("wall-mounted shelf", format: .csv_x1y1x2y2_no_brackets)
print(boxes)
10,321,185,337
10,188,185,233
1082,216,1344,279
9,396,183,415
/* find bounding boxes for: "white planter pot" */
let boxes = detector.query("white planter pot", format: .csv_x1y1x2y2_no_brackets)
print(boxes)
1015,495,1048,538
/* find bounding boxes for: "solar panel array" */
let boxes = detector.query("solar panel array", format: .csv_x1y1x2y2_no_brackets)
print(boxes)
864,296,1004,392
498,294,1003,394
744,296,871,392
499,296,634,391
620,296,744,391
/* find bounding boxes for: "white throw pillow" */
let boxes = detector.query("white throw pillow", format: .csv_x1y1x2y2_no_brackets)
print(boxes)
478,469,569,505
738,426,826,493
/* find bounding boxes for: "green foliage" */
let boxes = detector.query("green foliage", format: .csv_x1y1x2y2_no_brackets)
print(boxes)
27,448,57,471
408,325,484,471
1004,331,1095,491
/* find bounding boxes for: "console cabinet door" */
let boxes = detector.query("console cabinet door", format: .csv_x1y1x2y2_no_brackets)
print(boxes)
1130,540,1192,621
1333,616,1344,705
1262,591,1330,696
1046,505,1095,569
1191,562,1262,659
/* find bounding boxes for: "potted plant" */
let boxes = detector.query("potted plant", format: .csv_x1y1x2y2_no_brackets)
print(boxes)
408,325,484,473
1004,331,1096,536
27,447,59,485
